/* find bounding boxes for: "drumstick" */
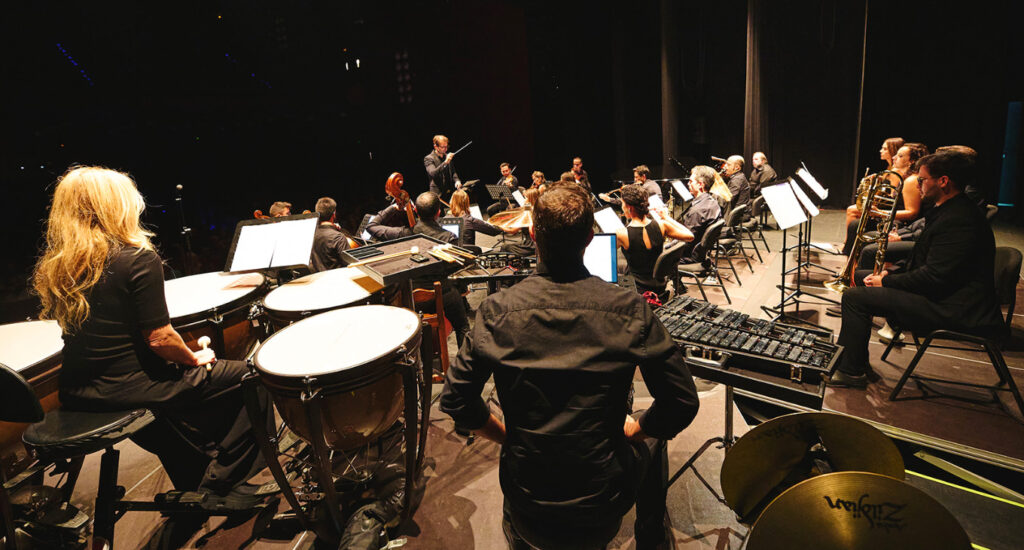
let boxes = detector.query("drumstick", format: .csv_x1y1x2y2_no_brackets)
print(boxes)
440,244,476,259
427,248,457,263
348,246,420,267
198,336,213,372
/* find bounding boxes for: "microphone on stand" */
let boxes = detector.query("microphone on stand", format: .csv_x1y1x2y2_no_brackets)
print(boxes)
174,184,194,275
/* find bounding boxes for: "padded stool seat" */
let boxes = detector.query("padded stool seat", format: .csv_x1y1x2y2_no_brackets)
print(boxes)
23,409,154,460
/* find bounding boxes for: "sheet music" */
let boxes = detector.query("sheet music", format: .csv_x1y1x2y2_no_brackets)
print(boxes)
594,207,625,233
229,224,275,271
512,189,526,206
671,180,693,201
789,180,820,217
469,205,484,221
796,167,828,200
648,194,666,210
760,182,808,230
269,217,317,267
228,216,317,272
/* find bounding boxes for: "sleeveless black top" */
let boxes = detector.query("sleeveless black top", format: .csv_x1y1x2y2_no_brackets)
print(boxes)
623,221,664,280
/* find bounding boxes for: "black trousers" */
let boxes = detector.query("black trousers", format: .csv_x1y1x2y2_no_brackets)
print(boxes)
857,241,915,271
837,287,959,376
60,359,273,496
501,438,668,550
842,217,882,256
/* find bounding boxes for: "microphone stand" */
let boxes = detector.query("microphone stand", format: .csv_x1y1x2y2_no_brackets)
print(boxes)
174,184,194,275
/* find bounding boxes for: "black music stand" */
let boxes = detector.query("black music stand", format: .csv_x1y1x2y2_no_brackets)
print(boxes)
793,166,839,276
758,181,834,333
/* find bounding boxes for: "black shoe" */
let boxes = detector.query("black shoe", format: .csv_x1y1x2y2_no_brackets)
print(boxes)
827,370,868,389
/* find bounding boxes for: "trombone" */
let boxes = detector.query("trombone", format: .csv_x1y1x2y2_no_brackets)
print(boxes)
823,170,904,294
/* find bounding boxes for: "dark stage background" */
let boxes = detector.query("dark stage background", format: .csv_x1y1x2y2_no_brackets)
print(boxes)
2,0,1022,321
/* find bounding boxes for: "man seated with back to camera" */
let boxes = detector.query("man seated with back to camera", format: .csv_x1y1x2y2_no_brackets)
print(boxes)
310,196,352,272
365,192,472,348
616,184,693,301
830,151,1005,388
440,185,700,549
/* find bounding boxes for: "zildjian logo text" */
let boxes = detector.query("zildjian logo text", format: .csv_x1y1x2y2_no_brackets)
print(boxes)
823,494,907,531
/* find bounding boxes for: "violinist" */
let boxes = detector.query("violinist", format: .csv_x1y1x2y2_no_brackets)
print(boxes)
425,135,462,196
486,162,521,217
598,165,662,206
530,171,546,190
572,157,591,191
310,197,352,272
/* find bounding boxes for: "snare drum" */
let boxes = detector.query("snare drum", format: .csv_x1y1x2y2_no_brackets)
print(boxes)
164,271,267,360
262,267,385,330
254,305,421,450
0,320,64,465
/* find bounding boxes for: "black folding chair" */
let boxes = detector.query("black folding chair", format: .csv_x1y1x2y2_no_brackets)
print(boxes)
679,220,731,304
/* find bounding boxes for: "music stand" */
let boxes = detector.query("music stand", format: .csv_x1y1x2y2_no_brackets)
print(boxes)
793,166,840,275
485,184,515,204
223,213,319,276
758,182,834,332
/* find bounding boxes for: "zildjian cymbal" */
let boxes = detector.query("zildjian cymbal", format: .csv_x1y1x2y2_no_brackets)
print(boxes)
746,472,971,550
487,207,533,230
720,412,904,523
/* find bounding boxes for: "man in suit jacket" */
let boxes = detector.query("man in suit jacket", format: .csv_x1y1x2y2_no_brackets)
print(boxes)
830,151,1005,388
723,155,752,221
424,134,462,197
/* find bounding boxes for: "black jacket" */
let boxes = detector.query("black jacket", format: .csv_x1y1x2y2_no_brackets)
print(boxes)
883,193,1003,332
310,223,351,272
425,150,461,197
726,172,752,220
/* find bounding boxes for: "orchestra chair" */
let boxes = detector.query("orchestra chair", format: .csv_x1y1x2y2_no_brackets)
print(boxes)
413,281,451,383
631,241,689,303
678,220,732,305
739,196,771,260
885,247,1024,418
717,205,755,282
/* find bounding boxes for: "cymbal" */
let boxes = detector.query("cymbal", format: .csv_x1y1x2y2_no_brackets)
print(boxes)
746,472,971,550
488,207,533,230
721,412,903,523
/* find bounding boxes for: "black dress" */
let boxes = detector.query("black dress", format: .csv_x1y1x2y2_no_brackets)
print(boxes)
623,221,665,296
58,246,271,495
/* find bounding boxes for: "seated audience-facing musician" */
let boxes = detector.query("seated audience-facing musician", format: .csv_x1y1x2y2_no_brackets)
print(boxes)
440,185,700,549
487,162,522,217
841,142,928,256
449,189,503,247
680,166,724,263
616,184,693,300
722,155,751,220
749,151,777,196
310,196,352,272
269,201,291,217
33,166,273,508
830,151,1005,388
530,170,546,190
599,164,663,207
571,156,591,191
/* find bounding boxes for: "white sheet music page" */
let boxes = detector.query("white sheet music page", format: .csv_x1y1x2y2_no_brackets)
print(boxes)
796,168,828,200
512,189,526,206
594,207,625,233
789,180,820,217
269,217,317,268
469,205,484,220
229,224,275,271
671,180,693,201
760,182,808,230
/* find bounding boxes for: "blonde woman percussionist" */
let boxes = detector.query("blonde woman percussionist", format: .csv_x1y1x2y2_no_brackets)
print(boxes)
33,166,273,508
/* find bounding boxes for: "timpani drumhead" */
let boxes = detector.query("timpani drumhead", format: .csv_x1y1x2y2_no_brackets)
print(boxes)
164,271,265,321
263,267,383,315
256,305,420,378
0,320,63,377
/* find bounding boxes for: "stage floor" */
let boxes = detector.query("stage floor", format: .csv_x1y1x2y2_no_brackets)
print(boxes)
61,208,1024,549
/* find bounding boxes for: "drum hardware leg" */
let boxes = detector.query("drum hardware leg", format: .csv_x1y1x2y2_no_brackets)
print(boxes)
208,312,227,359
398,363,419,522
240,373,313,534
665,385,737,506
413,327,432,475
300,387,347,537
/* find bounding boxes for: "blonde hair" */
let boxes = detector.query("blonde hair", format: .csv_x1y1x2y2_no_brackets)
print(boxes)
450,189,470,217
33,166,155,333
710,171,733,203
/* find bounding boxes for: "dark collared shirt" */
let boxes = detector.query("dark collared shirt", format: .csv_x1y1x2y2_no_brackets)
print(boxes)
425,150,461,196
642,179,663,202
310,223,351,272
440,262,699,523
682,192,722,245
726,172,752,220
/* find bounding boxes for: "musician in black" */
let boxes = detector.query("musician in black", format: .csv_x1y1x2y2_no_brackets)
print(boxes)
440,185,700,549
749,152,777,195
35,166,273,509
364,192,471,348
572,156,591,191
680,166,723,263
310,196,351,272
424,134,462,197
449,189,503,246
616,185,693,300
598,164,663,206
486,162,522,217
831,151,1005,388
723,155,752,220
